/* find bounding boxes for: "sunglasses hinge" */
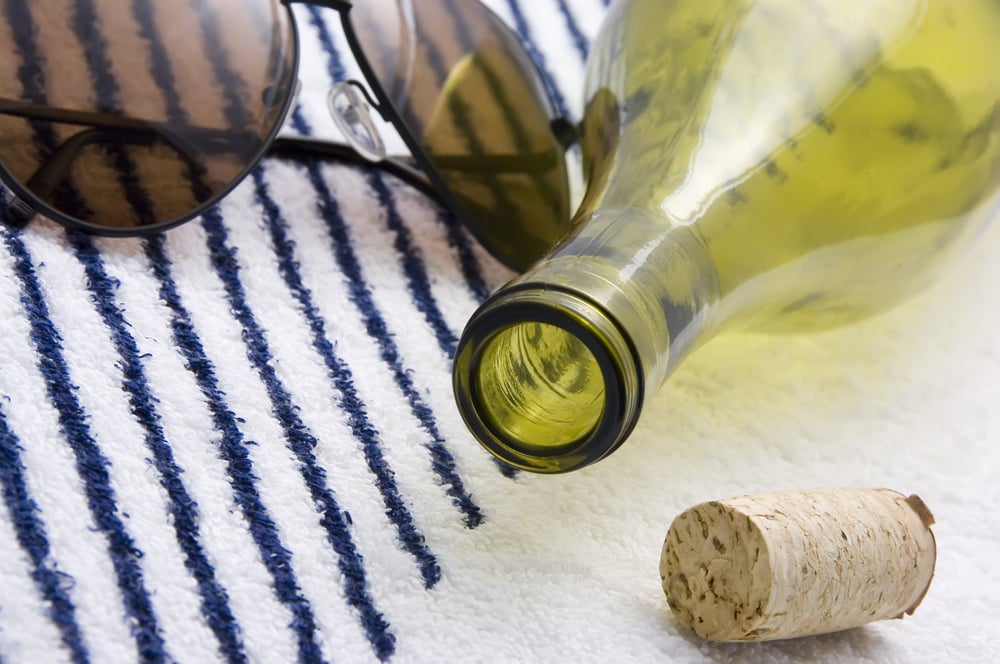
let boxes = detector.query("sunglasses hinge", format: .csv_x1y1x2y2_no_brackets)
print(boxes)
550,117,580,150
1,193,35,228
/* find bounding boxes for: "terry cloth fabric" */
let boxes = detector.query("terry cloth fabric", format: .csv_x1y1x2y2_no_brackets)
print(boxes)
2,1,999,663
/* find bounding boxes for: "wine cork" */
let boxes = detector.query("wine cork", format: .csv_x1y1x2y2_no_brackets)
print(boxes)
659,488,936,642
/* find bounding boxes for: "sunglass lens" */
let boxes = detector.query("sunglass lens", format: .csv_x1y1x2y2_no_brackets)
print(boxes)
0,0,296,233
349,0,571,271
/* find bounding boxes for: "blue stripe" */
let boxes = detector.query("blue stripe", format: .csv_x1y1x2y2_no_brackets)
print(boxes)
70,7,254,662
366,173,459,358
61,8,248,656
294,9,460,358
4,0,63,144
130,0,222,205
555,0,591,61
70,1,120,112
193,2,251,129
435,206,493,304
186,6,394,659
69,0,157,224
4,0,91,217
303,8,512,483
370,176,515,492
144,235,328,664
298,7,487,517
301,5,492,304
0,405,89,664
290,109,487,527
504,0,571,118
130,0,189,124
250,167,442,587
197,209,396,660
4,0,46,109
67,234,247,664
296,6,461,371
1,228,168,663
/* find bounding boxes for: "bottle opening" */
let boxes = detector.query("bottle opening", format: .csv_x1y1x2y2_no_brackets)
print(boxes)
473,321,605,452
453,286,643,473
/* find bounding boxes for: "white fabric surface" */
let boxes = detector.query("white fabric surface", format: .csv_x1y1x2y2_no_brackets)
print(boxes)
1,1,999,662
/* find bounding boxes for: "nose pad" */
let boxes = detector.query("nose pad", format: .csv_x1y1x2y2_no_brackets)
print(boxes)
328,81,387,163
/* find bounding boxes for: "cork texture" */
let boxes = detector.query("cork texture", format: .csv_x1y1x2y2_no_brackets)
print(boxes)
660,488,937,641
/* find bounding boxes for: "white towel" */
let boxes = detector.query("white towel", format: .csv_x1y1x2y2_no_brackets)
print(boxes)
1,1,998,662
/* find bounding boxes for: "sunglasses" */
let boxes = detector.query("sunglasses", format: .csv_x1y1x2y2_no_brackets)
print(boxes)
0,0,576,270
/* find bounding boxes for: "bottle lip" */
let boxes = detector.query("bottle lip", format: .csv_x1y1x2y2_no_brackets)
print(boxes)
453,284,644,474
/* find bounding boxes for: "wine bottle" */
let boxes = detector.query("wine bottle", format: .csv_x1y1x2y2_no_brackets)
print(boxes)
453,0,1000,473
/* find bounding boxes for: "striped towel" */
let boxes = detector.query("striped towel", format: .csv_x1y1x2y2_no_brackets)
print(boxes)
2,1,999,662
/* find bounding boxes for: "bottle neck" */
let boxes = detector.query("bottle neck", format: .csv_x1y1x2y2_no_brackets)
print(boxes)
453,207,720,473
522,210,719,388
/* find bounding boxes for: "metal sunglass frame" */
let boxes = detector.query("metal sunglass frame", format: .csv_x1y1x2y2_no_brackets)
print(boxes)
0,0,575,270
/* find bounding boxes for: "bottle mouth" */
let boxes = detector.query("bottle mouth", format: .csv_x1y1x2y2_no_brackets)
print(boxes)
453,286,643,473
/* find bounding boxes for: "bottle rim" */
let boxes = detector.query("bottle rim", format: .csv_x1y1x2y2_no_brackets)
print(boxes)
453,284,644,473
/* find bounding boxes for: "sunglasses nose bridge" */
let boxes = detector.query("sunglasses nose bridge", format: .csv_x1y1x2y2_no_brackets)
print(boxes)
328,81,387,163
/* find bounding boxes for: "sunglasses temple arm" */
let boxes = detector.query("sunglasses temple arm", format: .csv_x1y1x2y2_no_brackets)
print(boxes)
268,135,445,204
272,135,565,175
24,129,110,201
409,118,577,174
21,127,214,201
0,98,257,153
0,97,141,129
428,151,562,174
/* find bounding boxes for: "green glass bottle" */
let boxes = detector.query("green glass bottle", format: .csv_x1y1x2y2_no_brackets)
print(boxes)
453,0,1000,473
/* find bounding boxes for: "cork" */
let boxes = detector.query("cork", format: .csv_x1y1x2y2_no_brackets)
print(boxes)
659,488,936,641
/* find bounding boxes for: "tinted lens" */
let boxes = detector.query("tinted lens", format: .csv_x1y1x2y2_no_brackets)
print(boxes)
0,0,296,232
349,0,571,271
